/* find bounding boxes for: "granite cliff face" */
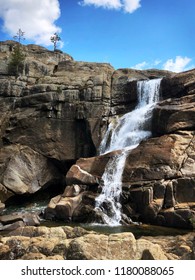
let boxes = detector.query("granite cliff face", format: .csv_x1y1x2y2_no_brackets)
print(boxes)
0,41,114,205
64,69,195,228
0,40,195,230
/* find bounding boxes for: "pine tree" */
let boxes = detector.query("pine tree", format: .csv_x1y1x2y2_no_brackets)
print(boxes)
8,29,26,76
8,44,25,76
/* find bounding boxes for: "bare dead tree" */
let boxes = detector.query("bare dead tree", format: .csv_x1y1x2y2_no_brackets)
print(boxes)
50,33,61,51
13,28,25,43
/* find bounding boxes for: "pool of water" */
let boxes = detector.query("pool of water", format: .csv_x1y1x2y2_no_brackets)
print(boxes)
2,201,48,215
41,220,193,239
1,201,194,238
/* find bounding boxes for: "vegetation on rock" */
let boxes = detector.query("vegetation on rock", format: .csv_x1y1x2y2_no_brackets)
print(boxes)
50,32,61,51
8,44,25,76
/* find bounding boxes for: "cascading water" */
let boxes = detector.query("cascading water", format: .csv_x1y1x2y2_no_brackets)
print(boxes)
95,78,162,225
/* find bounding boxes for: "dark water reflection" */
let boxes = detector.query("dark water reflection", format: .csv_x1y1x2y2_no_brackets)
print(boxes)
41,220,193,239
1,201,194,238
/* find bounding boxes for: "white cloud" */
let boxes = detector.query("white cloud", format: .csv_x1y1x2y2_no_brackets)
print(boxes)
79,0,122,10
163,56,192,73
132,61,148,70
0,0,61,46
154,59,162,66
132,57,193,72
131,59,161,70
122,0,141,13
79,0,141,13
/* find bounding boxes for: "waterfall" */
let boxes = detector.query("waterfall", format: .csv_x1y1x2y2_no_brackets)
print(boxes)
95,78,162,225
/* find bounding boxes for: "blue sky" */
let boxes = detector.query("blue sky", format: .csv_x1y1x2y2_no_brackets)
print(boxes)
0,0,194,72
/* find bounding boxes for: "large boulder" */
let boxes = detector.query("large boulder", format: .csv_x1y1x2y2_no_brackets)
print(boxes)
66,232,167,260
66,165,100,186
66,151,121,185
123,131,194,183
44,185,98,222
0,144,62,202
44,185,83,221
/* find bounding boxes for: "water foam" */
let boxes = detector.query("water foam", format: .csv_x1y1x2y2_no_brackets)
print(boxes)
95,78,162,225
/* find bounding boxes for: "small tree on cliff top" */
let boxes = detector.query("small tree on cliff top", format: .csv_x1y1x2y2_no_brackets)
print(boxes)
13,28,25,43
50,33,61,51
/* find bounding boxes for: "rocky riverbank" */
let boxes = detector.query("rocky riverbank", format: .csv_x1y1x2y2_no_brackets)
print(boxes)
0,225,194,260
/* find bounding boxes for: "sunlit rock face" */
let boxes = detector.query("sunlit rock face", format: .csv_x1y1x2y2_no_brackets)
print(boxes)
0,40,195,230
0,41,114,161
62,70,195,229
1,225,194,260
0,40,114,203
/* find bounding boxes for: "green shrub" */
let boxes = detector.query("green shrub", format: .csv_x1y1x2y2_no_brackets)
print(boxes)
8,45,25,76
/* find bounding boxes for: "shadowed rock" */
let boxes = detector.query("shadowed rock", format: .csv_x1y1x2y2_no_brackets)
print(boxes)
0,144,62,199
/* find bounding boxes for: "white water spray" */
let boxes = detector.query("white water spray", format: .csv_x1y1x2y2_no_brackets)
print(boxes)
95,78,162,225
